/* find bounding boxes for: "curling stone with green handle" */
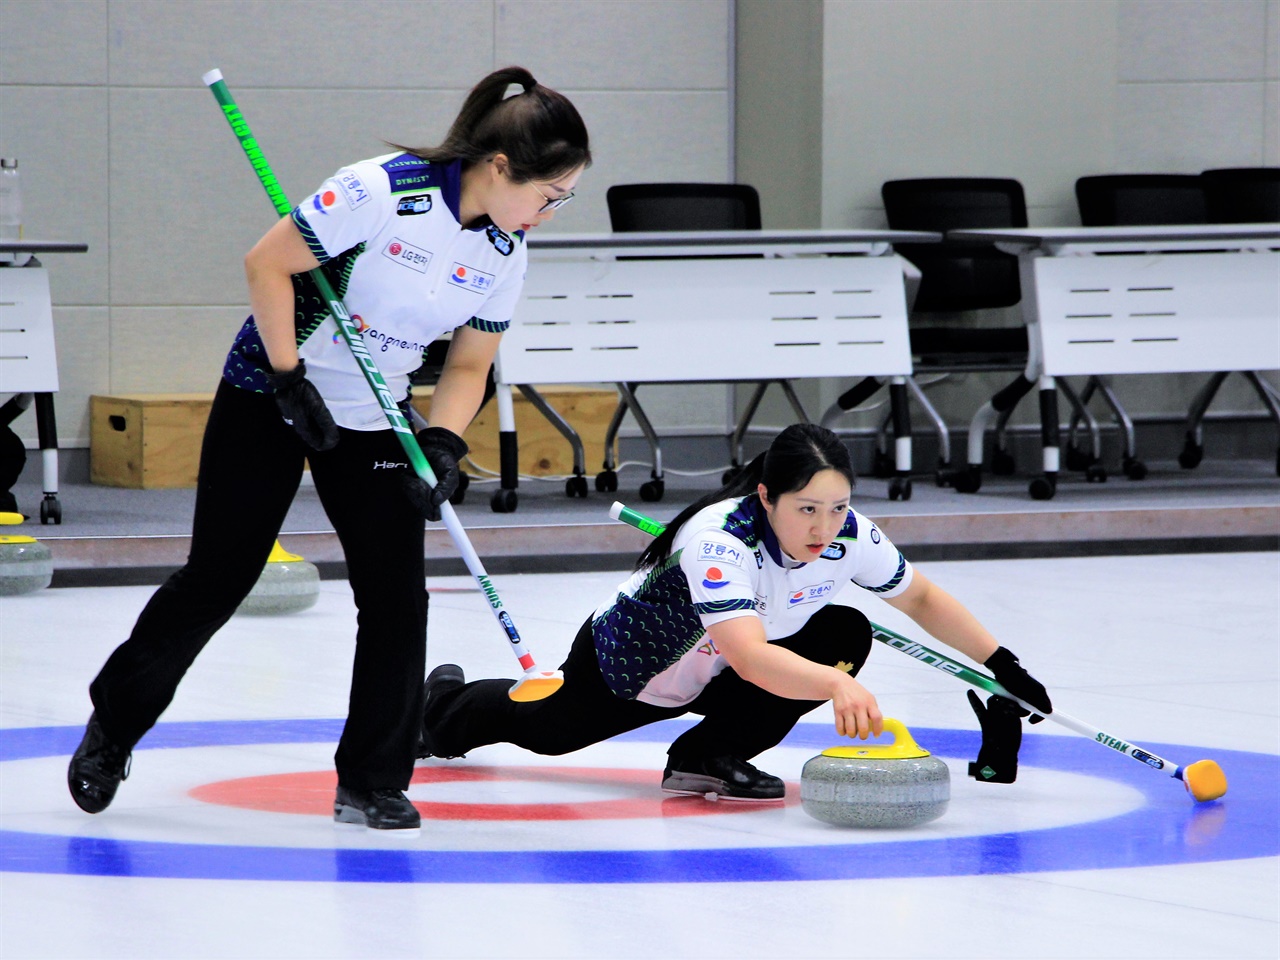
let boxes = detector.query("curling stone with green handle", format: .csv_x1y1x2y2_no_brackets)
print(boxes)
0,534,53,596
237,541,320,615
800,717,950,828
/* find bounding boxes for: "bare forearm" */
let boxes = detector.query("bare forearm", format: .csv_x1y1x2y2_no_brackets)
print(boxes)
889,575,999,664
427,365,488,436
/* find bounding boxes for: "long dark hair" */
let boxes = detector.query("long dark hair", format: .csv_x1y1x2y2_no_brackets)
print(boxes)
390,66,590,182
636,423,856,570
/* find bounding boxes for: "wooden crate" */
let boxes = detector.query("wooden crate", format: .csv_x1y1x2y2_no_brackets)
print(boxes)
411,384,617,477
90,394,214,488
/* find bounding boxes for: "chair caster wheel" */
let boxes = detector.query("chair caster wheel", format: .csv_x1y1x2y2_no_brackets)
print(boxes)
565,475,588,498
639,478,665,502
948,466,982,494
1029,476,1057,500
490,489,518,513
991,448,1016,476
1085,464,1107,483
1122,457,1148,480
1178,436,1203,469
595,469,618,493
448,472,470,505
40,497,62,525
888,477,912,501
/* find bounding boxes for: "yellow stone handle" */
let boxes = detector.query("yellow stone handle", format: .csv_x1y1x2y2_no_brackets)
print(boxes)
819,717,932,760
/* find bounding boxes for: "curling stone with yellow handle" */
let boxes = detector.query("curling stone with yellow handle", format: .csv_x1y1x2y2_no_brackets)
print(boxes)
0,534,53,596
236,541,320,615
800,718,950,828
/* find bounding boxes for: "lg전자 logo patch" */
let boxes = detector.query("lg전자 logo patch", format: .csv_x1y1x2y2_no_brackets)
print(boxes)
382,238,432,273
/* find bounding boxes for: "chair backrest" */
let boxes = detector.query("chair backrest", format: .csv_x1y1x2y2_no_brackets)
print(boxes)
606,183,762,232
1200,167,1280,223
881,178,1027,312
1075,173,1207,226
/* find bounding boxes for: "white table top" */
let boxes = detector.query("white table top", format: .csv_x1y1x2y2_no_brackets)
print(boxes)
948,224,1280,248
526,228,940,255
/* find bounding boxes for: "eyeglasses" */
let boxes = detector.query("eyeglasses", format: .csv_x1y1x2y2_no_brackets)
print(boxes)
526,180,575,213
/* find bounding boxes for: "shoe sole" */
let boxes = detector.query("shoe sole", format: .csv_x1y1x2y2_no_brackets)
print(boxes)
661,772,784,802
333,802,421,831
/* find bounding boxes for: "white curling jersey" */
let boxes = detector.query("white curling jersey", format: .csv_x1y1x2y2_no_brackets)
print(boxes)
222,153,528,429
592,495,913,706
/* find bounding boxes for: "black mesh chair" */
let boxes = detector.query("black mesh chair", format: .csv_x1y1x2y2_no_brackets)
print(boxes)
1170,167,1280,473
1065,174,1215,481
823,178,1045,493
1202,167,1280,223
600,183,791,502
1076,173,1208,227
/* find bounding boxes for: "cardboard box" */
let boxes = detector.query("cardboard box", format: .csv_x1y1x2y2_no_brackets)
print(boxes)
411,384,617,477
90,394,214,488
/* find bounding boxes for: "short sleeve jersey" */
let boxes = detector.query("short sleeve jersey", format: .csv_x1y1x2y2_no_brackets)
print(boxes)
222,153,528,430
591,495,913,707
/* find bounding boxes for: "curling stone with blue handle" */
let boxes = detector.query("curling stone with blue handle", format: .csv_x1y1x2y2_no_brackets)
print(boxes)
237,540,320,615
800,718,950,828
0,534,53,596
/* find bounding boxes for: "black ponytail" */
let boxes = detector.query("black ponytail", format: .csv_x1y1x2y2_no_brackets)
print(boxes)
389,66,591,182
635,423,856,571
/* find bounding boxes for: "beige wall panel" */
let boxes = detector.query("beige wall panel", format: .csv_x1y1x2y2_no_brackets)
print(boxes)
820,0,1116,226
495,0,730,90
1118,0,1266,81
1115,81,1266,170
108,87,459,306
1268,0,1280,78
109,305,245,394
533,92,732,234
0,87,109,304
1267,82,1279,163
0,0,107,85
7,306,110,447
106,0,490,88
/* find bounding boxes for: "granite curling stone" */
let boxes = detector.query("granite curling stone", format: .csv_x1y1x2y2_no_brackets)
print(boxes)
800,717,950,828
0,534,53,596
237,541,320,615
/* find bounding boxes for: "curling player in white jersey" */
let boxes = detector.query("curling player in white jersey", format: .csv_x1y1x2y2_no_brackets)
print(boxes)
66,67,590,830
420,424,1051,800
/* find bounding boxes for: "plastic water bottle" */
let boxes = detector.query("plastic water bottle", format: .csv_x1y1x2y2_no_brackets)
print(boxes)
0,158,27,265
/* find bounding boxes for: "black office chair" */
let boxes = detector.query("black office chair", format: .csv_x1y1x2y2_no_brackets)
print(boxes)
601,183,794,502
1064,173,1215,481
823,178,1054,494
1201,167,1280,223
1076,173,1208,227
1170,167,1280,474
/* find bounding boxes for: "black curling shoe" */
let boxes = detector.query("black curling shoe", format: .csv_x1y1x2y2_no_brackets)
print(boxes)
416,663,465,759
333,785,421,830
662,754,785,801
67,713,132,814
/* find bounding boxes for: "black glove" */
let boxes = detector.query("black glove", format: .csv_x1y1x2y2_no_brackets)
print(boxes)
967,689,1023,783
265,359,338,452
984,645,1052,722
407,426,468,522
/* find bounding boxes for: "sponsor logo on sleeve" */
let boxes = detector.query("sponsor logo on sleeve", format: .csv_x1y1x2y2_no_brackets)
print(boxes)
788,580,835,606
312,184,342,216
396,194,432,216
486,224,514,256
698,540,744,568
869,526,881,544
820,542,846,560
382,238,432,273
448,262,495,294
334,170,371,210
701,566,732,590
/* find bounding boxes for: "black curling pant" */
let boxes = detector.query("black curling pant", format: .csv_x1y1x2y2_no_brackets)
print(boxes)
426,604,874,764
88,379,428,791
